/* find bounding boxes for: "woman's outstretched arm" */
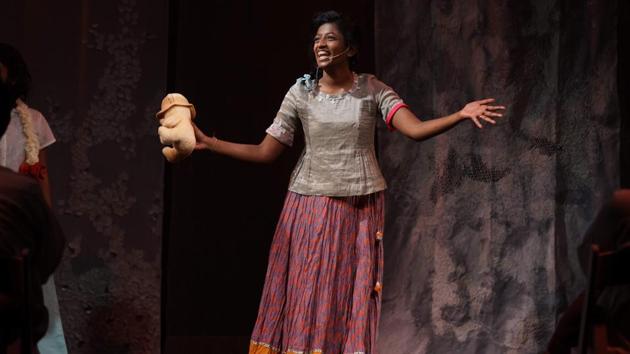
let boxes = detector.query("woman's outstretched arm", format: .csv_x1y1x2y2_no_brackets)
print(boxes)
392,98,505,141
193,124,286,164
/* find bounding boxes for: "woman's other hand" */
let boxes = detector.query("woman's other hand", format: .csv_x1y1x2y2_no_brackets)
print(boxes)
459,98,506,128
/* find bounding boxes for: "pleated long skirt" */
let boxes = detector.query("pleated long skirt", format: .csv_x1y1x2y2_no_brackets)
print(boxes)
250,191,385,354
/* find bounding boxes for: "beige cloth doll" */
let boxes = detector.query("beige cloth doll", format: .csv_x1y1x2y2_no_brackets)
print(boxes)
156,93,196,162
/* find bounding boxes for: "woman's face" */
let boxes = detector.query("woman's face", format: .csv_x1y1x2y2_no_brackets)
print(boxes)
313,23,351,69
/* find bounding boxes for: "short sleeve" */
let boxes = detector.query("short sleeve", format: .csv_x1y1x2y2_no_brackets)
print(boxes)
266,84,301,147
30,108,56,149
369,76,409,131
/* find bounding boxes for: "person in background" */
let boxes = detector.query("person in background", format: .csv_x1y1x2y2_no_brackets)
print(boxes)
0,43,68,354
547,190,630,354
0,75,65,353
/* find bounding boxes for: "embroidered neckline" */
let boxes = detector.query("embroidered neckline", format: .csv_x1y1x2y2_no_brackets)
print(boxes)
314,72,360,103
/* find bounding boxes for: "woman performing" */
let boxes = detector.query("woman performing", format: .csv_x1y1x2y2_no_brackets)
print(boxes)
193,11,505,354
0,43,69,354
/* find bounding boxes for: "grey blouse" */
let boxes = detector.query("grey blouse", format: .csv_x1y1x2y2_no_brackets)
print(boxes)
266,73,407,197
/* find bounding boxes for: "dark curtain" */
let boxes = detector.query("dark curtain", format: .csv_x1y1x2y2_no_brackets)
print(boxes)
375,1,621,353
620,0,630,188
1,0,167,353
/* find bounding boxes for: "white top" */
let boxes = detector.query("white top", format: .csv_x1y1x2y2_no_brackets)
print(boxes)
266,73,407,197
0,107,56,171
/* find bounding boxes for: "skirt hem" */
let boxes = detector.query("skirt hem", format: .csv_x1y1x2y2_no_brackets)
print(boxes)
249,340,366,354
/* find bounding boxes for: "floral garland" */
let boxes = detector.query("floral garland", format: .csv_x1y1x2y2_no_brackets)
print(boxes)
14,99,47,180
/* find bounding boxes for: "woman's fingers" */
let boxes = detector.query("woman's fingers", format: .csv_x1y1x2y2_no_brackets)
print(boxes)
476,98,496,104
479,115,496,124
192,123,206,138
191,123,211,150
483,111,503,117
471,116,483,128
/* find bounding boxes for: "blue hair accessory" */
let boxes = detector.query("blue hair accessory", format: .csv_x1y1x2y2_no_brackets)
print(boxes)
297,73,316,91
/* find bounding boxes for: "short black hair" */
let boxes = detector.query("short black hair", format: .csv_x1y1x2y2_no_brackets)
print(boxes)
311,10,360,69
0,80,18,137
0,43,31,100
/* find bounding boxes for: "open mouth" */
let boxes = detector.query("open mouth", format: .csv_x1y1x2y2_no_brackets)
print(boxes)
317,50,331,60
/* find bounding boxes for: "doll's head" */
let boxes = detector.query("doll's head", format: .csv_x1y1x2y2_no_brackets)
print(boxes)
156,93,196,124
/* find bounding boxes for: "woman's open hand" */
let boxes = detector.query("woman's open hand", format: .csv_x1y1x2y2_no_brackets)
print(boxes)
459,98,505,128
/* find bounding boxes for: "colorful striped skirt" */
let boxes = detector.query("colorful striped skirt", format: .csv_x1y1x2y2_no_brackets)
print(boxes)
250,191,385,354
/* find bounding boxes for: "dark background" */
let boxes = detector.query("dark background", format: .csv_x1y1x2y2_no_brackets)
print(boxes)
376,1,627,353
1,0,628,353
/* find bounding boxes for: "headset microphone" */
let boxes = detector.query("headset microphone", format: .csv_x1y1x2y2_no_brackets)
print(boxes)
315,47,352,78
328,47,350,61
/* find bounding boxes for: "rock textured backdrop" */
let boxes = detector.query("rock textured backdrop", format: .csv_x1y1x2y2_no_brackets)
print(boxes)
375,1,620,353
1,0,167,352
